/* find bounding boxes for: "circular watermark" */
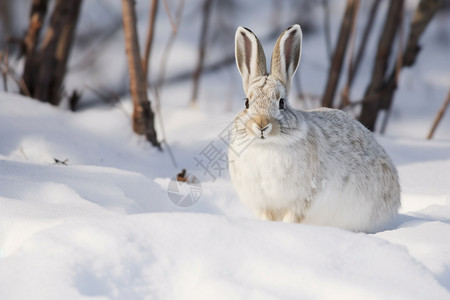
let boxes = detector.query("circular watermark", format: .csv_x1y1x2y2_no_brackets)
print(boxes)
167,172,202,207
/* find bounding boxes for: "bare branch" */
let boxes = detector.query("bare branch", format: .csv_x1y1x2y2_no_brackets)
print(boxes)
349,0,381,85
322,0,332,61
0,52,8,91
340,0,360,108
1,58,32,97
404,0,443,66
152,0,185,165
190,0,213,106
359,0,403,131
321,0,360,108
427,89,450,139
359,0,443,131
155,0,185,100
380,6,405,134
85,84,130,117
163,0,177,33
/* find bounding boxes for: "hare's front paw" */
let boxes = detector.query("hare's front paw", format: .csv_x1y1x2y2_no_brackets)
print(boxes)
260,210,276,221
282,210,302,223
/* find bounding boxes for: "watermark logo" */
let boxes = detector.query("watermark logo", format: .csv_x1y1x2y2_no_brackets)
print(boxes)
167,171,202,207
166,112,258,206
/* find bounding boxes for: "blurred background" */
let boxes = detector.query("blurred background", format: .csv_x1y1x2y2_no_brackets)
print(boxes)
1,0,449,140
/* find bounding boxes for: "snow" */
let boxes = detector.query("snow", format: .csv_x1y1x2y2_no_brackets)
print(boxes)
1,91,450,299
1,0,450,298
1,213,448,300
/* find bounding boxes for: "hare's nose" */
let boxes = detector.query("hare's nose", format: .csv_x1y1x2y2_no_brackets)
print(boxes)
261,124,271,133
252,123,272,138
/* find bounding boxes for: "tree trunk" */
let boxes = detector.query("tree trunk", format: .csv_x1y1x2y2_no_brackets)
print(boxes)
358,0,442,131
321,0,360,108
34,0,83,105
190,0,213,106
0,0,12,44
379,0,443,134
340,0,360,107
358,0,403,131
403,0,443,67
21,0,48,97
121,0,159,148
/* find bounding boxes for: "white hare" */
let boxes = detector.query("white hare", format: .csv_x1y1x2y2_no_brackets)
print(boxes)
228,25,400,233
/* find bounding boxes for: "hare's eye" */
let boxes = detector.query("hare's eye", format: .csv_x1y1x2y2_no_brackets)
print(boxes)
279,98,285,110
245,98,249,109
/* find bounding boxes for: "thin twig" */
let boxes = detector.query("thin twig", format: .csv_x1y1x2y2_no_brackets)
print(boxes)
0,53,31,96
70,21,122,72
162,140,178,168
0,52,7,91
85,84,130,117
340,0,360,108
427,88,450,140
20,146,29,161
322,0,332,62
143,0,158,82
14,75,31,97
358,0,404,131
349,0,381,84
163,0,177,33
152,0,185,168
155,0,185,96
190,0,213,106
380,4,405,134
321,0,360,108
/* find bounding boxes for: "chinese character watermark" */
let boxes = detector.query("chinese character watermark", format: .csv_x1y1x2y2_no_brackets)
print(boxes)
194,113,258,182
194,141,228,182
166,111,258,206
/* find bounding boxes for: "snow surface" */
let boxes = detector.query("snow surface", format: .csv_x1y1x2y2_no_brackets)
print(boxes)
1,91,450,299
1,0,450,299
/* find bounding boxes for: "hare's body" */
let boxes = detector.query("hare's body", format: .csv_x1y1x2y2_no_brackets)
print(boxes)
229,25,400,232
229,107,400,232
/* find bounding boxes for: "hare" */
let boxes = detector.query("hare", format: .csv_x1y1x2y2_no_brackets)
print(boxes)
228,25,400,233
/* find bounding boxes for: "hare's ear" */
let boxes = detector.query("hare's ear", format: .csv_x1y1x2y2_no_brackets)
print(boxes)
235,27,267,93
270,25,302,92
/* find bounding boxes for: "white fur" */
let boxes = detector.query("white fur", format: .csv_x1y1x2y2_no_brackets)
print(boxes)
230,25,401,233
